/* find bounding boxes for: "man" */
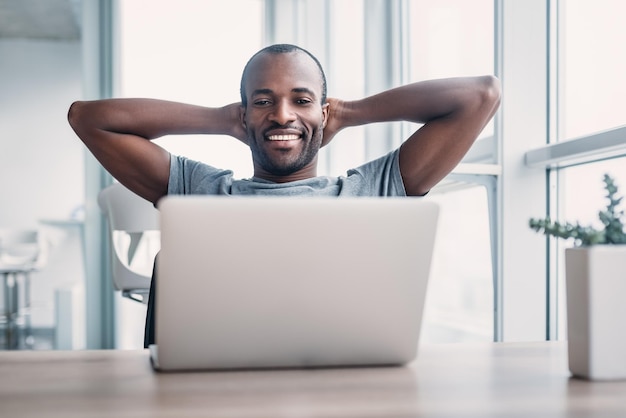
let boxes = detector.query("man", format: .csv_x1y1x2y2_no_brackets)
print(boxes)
69,44,501,346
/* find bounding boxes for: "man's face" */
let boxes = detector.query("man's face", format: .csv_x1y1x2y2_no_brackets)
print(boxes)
241,51,328,180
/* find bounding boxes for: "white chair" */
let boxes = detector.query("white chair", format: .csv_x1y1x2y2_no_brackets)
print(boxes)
98,183,160,304
0,229,45,349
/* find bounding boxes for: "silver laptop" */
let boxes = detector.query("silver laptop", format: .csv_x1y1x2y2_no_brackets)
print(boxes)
151,196,439,371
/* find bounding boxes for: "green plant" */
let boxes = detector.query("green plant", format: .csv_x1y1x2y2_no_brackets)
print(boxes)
529,174,626,246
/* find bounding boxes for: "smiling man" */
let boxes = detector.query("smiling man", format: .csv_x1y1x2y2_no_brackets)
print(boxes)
68,44,501,346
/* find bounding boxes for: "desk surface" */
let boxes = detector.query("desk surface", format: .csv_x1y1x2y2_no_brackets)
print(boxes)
1,342,625,418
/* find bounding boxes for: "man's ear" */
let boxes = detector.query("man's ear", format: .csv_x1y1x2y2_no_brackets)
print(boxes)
239,105,247,129
321,102,329,128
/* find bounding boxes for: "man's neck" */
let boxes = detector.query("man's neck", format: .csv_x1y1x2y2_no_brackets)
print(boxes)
252,163,318,183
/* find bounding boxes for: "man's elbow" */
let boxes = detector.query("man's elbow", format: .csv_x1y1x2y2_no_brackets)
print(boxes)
67,100,86,131
478,75,502,110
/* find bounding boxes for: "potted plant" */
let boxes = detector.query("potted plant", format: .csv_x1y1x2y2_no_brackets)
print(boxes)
529,174,626,380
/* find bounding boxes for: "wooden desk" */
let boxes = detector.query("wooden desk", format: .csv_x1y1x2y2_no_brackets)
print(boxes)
1,342,625,417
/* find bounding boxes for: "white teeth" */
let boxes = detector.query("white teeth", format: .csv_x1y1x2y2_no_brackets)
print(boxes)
267,134,300,141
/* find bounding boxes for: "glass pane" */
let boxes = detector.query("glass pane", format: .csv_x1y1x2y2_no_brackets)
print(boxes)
422,186,494,343
320,0,366,176
118,0,264,179
408,1,495,343
558,0,626,139
408,0,495,140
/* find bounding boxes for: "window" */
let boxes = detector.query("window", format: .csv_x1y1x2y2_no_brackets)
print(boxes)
320,0,366,176
265,0,499,343
114,0,264,348
558,0,626,140
539,0,626,339
118,0,264,180
409,0,495,143
89,0,601,348
288,0,498,342
422,186,494,342
408,0,496,342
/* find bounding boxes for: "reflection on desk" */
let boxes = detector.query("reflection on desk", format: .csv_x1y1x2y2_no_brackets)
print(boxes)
0,342,625,417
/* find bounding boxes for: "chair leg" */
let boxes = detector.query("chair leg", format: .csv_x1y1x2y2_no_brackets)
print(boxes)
2,272,9,349
23,272,33,349
2,273,19,349
10,273,19,349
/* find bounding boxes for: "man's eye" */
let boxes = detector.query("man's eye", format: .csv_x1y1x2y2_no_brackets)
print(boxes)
296,98,312,105
254,100,271,106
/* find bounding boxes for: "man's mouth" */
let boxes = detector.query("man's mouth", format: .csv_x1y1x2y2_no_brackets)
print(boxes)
267,134,301,141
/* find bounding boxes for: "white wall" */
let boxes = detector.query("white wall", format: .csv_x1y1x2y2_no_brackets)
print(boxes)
0,38,84,329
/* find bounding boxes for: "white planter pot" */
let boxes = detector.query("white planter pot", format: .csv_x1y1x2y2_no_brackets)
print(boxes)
565,245,626,380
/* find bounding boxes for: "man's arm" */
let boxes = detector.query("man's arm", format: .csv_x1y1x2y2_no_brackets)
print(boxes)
325,76,501,196
68,99,245,204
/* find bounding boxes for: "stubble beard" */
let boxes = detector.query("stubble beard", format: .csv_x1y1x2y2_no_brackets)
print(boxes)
248,125,324,177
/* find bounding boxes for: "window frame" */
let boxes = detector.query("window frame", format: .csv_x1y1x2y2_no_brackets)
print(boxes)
84,0,606,347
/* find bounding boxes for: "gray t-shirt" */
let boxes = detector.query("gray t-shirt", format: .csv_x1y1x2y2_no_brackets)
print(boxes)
168,149,406,197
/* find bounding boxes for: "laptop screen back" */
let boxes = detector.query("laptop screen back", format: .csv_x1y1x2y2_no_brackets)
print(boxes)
154,197,439,371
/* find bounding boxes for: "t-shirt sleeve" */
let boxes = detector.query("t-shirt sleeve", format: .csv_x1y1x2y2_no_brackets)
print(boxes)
168,154,235,195
347,149,407,196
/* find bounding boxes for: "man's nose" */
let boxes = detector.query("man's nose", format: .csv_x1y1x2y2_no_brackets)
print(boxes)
269,100,296,125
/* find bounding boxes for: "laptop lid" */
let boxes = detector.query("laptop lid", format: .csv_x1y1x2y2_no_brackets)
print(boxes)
153,196,439,371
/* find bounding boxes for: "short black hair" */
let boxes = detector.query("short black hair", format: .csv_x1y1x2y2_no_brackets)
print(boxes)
239,44,327,107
